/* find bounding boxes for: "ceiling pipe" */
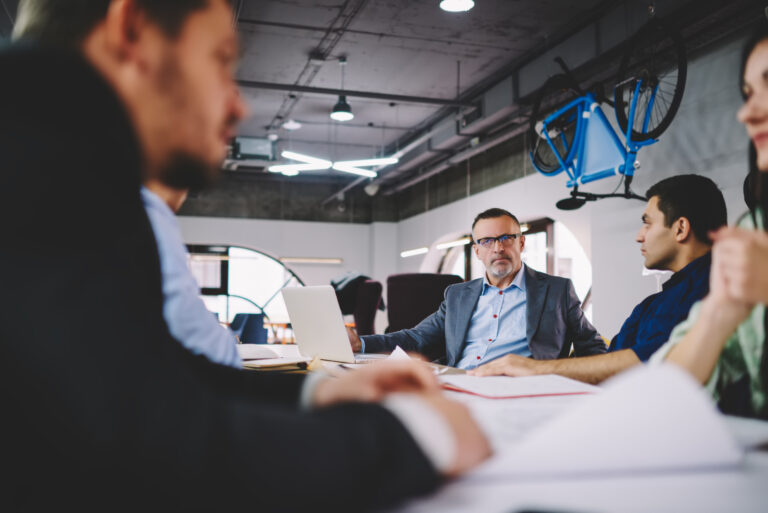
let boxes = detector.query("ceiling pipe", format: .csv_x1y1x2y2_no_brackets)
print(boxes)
237,80,476,108
384,121,529,195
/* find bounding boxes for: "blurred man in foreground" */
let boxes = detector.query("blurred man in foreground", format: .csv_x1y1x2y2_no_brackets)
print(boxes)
0,1,489,509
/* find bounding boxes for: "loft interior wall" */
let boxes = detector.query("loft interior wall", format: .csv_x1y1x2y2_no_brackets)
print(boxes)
590,34,748,337
177,217,398,334
177,216,376,289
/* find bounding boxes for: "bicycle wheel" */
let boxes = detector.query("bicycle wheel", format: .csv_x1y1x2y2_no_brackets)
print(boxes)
614,18,687,141
528,74,581,175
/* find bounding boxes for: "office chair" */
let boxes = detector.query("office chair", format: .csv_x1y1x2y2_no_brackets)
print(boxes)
352,280,383,336
386,273,463,332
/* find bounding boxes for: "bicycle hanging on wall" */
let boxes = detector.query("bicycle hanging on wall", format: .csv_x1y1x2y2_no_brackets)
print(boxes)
527,15,687,210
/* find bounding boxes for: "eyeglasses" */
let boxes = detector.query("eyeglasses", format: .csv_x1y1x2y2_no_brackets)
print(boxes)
474,233,522,249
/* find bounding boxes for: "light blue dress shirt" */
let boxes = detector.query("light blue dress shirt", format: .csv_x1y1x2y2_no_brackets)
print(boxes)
141,187,241,368
456,264,530,370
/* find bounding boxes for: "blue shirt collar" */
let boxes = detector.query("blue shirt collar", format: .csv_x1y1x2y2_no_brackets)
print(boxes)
662,252,711,291
482,263,526,293
140,186,175,220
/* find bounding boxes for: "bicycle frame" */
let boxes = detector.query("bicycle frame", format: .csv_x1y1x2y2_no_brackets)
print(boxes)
532,80,657,187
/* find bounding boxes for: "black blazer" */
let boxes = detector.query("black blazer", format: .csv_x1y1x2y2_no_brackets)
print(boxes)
0,47,439,511
364,265,606,365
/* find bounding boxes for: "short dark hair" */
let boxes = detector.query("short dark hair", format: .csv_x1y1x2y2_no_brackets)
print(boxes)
13,0,229,46
646,174,727,245
471,208,520,232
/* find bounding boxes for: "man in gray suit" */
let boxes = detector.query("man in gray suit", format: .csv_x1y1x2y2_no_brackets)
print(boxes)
348,208,606,369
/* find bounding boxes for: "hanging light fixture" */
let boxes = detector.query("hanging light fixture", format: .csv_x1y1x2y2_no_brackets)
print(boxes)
439,0,474,12
330,57,354,122
331,96,354,122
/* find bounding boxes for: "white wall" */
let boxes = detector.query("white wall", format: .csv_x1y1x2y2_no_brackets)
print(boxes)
589,37,748,337
178,36,750,339
177,217,376,288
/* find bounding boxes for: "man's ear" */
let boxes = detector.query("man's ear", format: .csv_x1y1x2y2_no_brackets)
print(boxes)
102,0,152,64
674,217,692,243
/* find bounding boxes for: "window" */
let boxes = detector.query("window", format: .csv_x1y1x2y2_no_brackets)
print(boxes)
187,245,304,324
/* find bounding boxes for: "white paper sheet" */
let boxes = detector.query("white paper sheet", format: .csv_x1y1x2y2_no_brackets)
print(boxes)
387,346,411,361
440,373,600,398
473,364,744,479
237,344,302,360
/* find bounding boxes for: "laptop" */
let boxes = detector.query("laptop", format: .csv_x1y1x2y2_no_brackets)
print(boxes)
281,285,388,364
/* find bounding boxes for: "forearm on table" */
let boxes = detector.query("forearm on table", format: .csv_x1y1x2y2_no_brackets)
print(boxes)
536,349,641,385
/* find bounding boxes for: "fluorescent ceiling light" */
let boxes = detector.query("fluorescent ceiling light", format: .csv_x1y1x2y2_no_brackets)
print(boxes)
436,237,472,250
400,247,429,258
268,151,332,175
282,119,302,131
269,152,397,178
332,157,399,178
332,163,377,178
281,151,332,168
439,0,474,12
279,257,343,265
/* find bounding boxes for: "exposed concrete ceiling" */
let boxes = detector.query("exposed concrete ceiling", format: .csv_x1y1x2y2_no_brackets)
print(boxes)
233,0,610,181
1,0,759,209
229,0,756,200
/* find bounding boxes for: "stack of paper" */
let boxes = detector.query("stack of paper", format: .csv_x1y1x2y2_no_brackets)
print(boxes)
441,374,599,399
237,344,311,369
472,364,744,479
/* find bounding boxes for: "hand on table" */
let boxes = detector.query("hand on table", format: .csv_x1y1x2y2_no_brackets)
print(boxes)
346,325,362,352
312,359,439,407
417,392,492,476
312,359,492,476
467,354,541,377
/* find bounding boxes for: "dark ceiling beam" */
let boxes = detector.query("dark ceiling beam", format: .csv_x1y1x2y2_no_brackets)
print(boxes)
237,79,476,107
237,18,515,52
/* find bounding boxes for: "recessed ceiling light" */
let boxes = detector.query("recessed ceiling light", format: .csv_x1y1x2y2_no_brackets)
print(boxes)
439,0,474,13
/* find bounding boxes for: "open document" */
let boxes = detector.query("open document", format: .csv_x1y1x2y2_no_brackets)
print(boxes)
472,364,743,479
441,374,599,399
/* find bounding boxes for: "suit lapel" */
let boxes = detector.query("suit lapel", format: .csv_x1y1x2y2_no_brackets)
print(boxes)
525,266,547,344
447,279,483,365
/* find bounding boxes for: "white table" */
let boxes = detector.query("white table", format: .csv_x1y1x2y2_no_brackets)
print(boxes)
393,391,768,513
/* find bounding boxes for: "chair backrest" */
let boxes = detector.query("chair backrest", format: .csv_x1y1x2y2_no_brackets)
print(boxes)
229,313,248,339
386,273,463,333
352,280,382,336
235,313,268,344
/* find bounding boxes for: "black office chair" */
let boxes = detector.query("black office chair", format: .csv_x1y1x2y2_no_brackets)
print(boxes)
230,313,268,344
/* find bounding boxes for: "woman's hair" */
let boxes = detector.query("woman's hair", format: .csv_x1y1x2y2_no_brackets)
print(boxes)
741,18,768,420
742,21,768,227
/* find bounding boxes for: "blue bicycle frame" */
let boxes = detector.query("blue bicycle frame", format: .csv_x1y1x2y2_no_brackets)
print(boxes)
532,80,658,187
